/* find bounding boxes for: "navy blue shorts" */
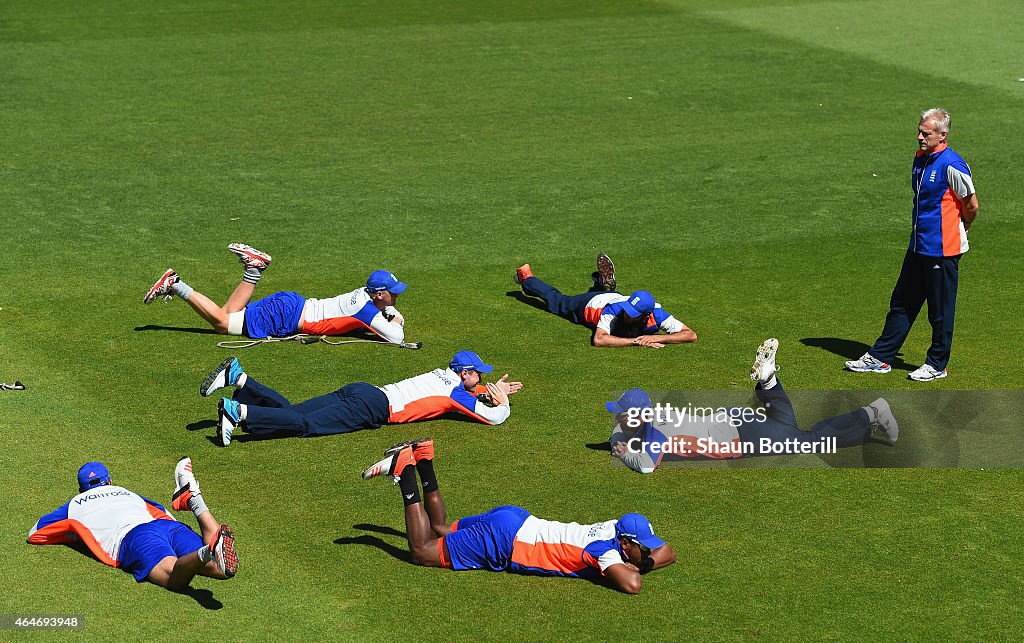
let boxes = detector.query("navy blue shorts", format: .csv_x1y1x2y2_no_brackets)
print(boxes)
244,291,306,339
119,520,204,582
442,506,529,571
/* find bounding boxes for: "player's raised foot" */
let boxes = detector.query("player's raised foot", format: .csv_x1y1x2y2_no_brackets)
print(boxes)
596,253,616,291
412,437,434,462
143,269,179,304
908,364,947,382
228,243,272,271
750,338,779,384
201,357,244,397
514,263,533,285
867,398,899,443
209,524,238,578
171,456,202,511
217,398,241,447
362,443,416,482
845,352,891,373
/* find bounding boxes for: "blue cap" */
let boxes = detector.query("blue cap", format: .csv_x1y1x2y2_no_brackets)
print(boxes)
449,350,494,374
77,462,111,492
615,513,665,550
606,388,652,414
366,270,408,295
620,290,655,318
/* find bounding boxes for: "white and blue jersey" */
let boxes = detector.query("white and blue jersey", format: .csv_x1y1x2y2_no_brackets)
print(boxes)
439,506,627,578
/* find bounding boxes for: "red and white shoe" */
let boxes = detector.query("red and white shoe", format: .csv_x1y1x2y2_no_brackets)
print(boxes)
209,525,238,578
228,243,272,271
514,263,533,285
362,443,416,482
144,269,179,304
171,456,200,512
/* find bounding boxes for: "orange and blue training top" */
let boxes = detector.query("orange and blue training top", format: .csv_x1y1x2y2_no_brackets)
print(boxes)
379,368,510,425
27,486,174,567
911,142,975,258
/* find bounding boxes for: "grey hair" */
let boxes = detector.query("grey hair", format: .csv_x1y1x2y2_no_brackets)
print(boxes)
920,108,950,133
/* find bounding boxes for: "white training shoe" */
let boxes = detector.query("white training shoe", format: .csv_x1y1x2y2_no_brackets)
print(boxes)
750,338,779,384
909,364,947,382
228,243,272,271
171,456,203,512
144,269,179,304
868,398,899,443
174,456,200,496
845,352,892,373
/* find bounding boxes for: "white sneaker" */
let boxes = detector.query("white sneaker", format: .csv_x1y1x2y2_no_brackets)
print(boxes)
909,364,947,382
868,398,899,443
845,352,892,373
174,456,200,495
143,269,179,304
171,456,202,512
228,243,271,271
750,338,779,383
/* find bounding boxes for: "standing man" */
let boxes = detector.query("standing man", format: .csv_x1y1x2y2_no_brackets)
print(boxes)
846,108,978,381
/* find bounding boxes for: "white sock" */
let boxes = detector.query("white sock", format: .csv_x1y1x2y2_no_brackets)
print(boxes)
197,544,213,564
237,373,248,388
171,281,193,301
761,374,777,390
239,404,247,421
862,403,879,424
188,491,210,519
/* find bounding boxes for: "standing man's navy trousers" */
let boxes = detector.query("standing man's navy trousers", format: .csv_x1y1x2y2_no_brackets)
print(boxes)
235,379,390,437
521,276,602,325
869,250,960,370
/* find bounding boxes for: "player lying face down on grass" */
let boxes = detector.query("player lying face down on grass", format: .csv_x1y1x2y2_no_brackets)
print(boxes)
607,340,901,473
205,350,523,446
144,243,408,344
513,254,696,348
27,459,237,591
361,438,676,594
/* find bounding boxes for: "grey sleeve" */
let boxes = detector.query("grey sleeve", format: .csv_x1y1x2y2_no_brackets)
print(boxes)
947,165,976,199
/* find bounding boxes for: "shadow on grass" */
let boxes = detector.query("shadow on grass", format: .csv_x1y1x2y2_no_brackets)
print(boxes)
584,442,611,452
133,324,219,335
187,419,217,432
799,337,915,371
334,524,410,563
180,587,223,610
505,290,549,313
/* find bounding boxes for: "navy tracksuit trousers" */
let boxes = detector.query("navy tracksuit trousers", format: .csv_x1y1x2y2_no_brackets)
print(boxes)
235,379,390,437
521,276,603,325
869,250,960,370
735,382,873,455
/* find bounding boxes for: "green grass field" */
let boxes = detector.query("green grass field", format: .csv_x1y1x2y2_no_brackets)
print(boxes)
3,0,1024,638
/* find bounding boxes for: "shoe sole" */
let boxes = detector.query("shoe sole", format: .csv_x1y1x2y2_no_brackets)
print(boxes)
144,269,177,304
216,525,238,578
597,254,616,291
846,364,892,373
514,264,532,285
217,400,234,447
228,243,271,268
201,357,237,397
750,338,779,382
